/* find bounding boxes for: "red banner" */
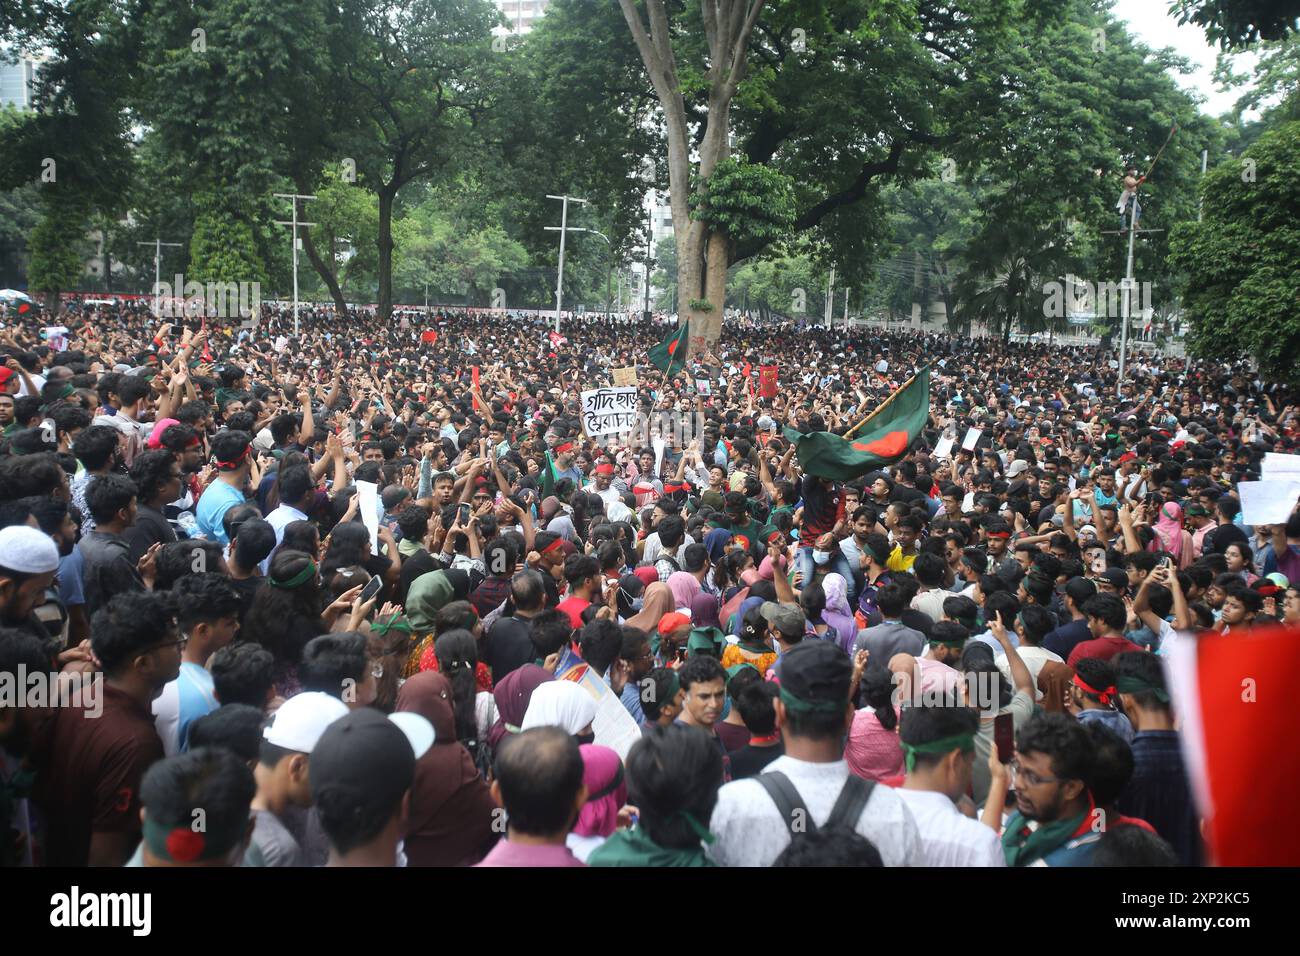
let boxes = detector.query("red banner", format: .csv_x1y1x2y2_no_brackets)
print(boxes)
421,329,438,344
759,365,778,399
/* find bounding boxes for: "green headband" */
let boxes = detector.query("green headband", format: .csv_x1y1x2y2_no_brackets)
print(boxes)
778,686,845,715
674,809,717,846
1115,674,1170,704
370,612,412,638
661,672,681,705
270,561,317,590
928,637,967,649
900,732,976,773
142,816,247,864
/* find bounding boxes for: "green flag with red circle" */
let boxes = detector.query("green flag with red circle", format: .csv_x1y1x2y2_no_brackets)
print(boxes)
783,366,931,481
648,320,690,376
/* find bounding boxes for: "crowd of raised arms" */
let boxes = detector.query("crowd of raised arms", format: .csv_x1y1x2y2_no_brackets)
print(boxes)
1,298,1296,869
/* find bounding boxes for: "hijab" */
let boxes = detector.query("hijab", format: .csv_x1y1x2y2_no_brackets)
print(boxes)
667,571,702,610
574,745,627,839
626,581,676,633
396,672,499,866
703,528,732,564
821,572,857,653
520,680,598,735
689,591,721,631
486,664,553,750
732,594,765,637
1150,501,1185,562
407,570,454,632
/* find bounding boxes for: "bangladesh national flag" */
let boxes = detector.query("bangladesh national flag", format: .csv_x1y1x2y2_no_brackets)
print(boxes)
648,320,690,375
783,366,930,482
539,450,558,499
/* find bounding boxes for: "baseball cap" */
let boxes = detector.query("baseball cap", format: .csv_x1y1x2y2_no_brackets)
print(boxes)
756,415,775,431
1185,504,1210,517
309,707,434,810
0,526,60,575
262,691,349,754
777,640,852,714
1098,568,1129,591
759,601,805,639
1266,572,1290,589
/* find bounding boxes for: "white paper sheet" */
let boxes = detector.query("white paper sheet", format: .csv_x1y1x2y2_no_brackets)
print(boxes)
933,436,955,459
962,426,983,451
1237,480,1300,526
356,480,380,555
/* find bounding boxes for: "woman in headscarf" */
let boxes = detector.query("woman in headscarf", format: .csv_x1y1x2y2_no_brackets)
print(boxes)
404,570,455,677
1147,501,1192,568
689,591,721,631
565,745,628,863
703,527,732,565
519,680,598,743
821,573,858,653
666,571,701,611
626,581,676,634
486,664,553,754
395,672,501,867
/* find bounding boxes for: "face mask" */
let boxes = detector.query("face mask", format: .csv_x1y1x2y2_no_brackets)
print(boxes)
813,551,832,566
629,597,644,612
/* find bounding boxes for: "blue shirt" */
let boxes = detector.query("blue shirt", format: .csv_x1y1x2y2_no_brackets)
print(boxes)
196,481,247,545
620,681,646,725
176,662,219,751
1117,730,1202,866
56,546,85,608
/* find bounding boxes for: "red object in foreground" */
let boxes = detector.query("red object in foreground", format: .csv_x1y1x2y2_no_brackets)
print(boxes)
759,365,778,398
1167,622,1300,865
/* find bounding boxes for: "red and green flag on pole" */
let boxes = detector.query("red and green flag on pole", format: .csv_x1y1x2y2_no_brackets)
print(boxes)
783,365,931,482
648,320,690,376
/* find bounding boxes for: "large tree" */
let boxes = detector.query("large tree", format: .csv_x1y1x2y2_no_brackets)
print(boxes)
1168,120,1300,383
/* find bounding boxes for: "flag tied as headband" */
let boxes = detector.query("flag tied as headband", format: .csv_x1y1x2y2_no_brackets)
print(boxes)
783,366,931,482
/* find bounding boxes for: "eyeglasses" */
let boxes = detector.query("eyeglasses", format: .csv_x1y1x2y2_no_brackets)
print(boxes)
147,635,188,654
1010,761,1063,787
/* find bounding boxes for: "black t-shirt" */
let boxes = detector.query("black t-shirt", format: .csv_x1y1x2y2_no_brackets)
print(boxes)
1203,522,1248,555
728,741,785,780
890,485,929,508
482,615,537,683
228,574,263,624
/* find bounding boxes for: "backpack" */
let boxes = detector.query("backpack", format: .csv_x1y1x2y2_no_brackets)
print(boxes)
754,770,875,841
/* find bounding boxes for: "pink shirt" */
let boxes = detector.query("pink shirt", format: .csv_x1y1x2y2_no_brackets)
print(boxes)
474,839,587,867
846,707,904,782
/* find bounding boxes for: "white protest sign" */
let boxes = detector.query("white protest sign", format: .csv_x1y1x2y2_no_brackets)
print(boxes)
558,663,643,761
580,386,638,436
652,436,666,478
355,480,380,555
933,436,955,459
1238,480,1300,526
962,427,983,451
1261,452,1300,481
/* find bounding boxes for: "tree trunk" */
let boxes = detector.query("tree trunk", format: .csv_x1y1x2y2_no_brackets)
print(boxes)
376,185,396,323
301,229,349,320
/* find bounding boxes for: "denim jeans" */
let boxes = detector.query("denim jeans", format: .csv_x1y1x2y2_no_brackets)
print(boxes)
795,546,858,607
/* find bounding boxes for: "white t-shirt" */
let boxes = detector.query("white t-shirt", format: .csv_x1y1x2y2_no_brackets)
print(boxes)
708,755,925,867
894,788,1006,867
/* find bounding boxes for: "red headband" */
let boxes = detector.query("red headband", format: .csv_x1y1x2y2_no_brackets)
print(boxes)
595,463,615,476
541,538,564,554
986,531,1010,539
1072,673,1115,706
214,445,251,470
555,441,574,454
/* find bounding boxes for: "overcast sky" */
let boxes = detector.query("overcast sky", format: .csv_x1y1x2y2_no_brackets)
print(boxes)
1115,0,1258,117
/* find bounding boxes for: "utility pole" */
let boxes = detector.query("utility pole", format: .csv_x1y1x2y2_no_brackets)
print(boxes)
843,287,850,329
137,238,183,316
274,193,317,338
546,194,588,334
824,263,835,326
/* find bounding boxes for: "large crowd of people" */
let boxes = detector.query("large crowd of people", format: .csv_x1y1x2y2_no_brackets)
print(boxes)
1,298,1295,868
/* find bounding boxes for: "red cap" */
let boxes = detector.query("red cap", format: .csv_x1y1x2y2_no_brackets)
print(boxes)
1117,452,1138,464
657,612,692,635
0,368,13,386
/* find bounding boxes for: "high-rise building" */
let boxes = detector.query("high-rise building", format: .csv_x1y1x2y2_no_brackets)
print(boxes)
0,56,40,109
492,0,550,36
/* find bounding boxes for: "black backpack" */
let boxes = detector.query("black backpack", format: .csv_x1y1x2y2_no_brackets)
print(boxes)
754,770,875,840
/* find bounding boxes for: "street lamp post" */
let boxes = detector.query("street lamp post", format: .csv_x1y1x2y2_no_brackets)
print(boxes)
274,193,317,338
546,194,588,334
137,238,182,316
